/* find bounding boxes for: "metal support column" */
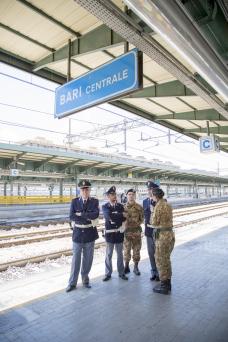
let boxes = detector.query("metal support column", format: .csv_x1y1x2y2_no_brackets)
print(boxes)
67,39,71,82
194,181,198,198
23,185,27,197
10,181,13,196
207,121,210,135
124,6,129,53
4,182,7,196
123,119,127,152
59,179,63,197
17,183,21,196
166,183,170,198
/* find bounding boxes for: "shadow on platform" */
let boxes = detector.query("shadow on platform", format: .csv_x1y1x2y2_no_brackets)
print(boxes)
0,226,228,342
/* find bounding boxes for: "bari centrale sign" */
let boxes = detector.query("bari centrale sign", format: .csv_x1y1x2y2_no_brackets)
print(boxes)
55,49,142,118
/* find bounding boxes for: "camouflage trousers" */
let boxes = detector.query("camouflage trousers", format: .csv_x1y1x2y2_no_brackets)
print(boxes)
124,232,142,263
155,231,175,281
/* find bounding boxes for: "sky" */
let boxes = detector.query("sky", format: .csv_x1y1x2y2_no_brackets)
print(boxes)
1,62,228,175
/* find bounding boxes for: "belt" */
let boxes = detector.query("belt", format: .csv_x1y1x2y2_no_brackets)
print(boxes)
154,227,173,240
105,228,122,234
125,226,141,233
75,224,93,229
154,228,173,232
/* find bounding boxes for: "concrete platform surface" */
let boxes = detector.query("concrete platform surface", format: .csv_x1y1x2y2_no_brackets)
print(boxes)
0,226,228,342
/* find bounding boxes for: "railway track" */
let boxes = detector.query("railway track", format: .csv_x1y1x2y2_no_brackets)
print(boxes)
0,203,228,248
0,203,228,272
1,199,227,230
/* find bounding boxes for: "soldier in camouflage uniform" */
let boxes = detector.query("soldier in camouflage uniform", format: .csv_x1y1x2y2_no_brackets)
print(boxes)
124,189,144,275
150,187,175,295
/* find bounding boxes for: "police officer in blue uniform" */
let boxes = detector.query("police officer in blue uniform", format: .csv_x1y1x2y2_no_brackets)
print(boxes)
102,186,128,282
143,181,160,281
66,180,99,292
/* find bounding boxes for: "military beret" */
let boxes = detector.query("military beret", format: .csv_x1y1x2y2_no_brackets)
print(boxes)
78,179,91,188
146,180,159,189
126,188,136,195
106,186,116,195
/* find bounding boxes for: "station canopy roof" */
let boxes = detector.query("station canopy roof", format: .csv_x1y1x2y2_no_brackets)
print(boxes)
0,141,228,183
0,0,228,151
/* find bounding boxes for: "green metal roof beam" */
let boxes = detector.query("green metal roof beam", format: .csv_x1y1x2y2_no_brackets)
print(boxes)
5,152,27,168
125,80,195,98
96,164,118,175
34,156,56,170
0,23,54,52
60,160,81,171
34,25,124,71
16,0,80,37
111,102,228,154
219,137,228,142
155,109,225,121
78,162,104,174
0,48,66,84
184,126,228,134
112,100,198,141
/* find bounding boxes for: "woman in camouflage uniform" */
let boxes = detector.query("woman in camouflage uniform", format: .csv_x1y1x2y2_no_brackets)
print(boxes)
150,187,175,294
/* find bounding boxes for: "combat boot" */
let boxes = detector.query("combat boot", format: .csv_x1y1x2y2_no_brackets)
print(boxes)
124,262,130,274
167,279,172,291
153,280,170,295
133,263,141,276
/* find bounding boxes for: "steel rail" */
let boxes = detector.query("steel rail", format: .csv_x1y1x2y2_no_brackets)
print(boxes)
0,209,228,271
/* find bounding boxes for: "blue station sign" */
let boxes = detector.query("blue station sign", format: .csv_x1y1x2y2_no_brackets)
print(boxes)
55,48,142,118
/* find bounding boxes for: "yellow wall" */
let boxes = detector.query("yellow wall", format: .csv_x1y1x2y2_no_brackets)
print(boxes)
0,196,74,205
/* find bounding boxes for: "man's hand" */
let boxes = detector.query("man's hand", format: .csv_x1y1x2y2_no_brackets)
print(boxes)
70,221,75,230
75,211,82,216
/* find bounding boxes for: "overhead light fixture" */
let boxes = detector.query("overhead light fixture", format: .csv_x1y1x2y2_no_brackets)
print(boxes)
123,0,228,102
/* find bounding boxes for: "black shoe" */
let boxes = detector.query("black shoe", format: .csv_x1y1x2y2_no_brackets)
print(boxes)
103,275,111,282
153,280,170,295
66,285,76,293
150,275,157,281
133,265,141,276
124,264,130,274
119,274,128,280
83,283,92,289
155,275,160,281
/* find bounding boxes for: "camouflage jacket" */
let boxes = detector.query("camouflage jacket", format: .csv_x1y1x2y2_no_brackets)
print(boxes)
124,202,144,232
151,199,173,229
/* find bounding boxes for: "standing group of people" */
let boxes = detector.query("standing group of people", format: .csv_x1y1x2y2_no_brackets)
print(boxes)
66,179,175,295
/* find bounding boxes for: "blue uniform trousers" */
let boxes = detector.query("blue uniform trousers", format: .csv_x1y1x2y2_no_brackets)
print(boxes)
68,241,95,286
146,236,159,276
105,242,125,277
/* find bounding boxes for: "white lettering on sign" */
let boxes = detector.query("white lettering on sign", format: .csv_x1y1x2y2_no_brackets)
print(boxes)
62,69,129,102
59,86,82,106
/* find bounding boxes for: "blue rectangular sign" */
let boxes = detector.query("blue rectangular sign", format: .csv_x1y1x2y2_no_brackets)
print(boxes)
55,48,142,118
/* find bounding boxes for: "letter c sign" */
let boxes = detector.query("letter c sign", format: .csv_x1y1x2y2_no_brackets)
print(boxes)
202,139,210,149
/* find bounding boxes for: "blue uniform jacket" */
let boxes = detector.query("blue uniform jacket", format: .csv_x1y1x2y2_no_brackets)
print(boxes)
70,197,99,243
143,197,156,237
102,202,125,244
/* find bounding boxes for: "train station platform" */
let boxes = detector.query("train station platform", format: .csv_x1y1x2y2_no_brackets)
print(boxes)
1,225,228,342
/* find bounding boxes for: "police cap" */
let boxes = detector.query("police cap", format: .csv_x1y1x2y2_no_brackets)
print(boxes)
106,186,116,195
126,188,136,195
78,179,91,189
146,180,159,189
